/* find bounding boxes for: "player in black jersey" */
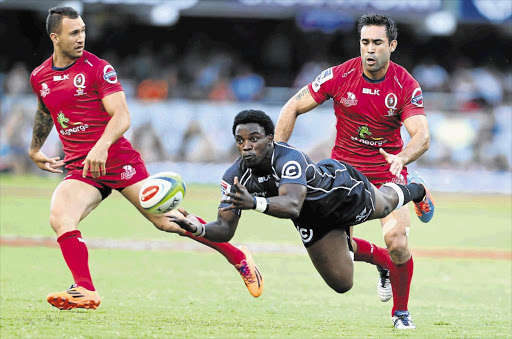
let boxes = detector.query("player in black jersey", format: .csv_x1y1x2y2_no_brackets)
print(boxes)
169,109,433,293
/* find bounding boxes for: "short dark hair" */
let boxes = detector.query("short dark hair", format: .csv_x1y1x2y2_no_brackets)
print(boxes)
232,110,275,136
357,13,398,43
46,7,79,35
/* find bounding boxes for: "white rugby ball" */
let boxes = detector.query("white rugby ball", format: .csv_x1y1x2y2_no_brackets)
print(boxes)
139,172,186,214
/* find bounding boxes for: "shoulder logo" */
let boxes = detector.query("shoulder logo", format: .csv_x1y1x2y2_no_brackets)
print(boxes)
221,180,231,200
103,65,118,84
411,87,424,107
342,67,356,78
32,65,45,77
340,91,358,107
311,67,333,92
40,83,50,97
282,160,302,179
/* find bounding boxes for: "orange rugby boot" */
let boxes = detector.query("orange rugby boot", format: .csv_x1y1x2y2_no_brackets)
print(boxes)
235,246,264,298
47,284,101,310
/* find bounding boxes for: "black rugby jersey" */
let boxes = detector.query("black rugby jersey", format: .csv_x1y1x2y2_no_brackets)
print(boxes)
219,142,376,228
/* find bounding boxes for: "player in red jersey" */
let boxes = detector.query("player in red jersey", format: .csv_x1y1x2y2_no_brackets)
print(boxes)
29,7,263,310
274,13,434,329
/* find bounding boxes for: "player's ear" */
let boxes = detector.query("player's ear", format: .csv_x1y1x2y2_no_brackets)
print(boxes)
50,33,58,44
267,134,274,144
390,40,397,53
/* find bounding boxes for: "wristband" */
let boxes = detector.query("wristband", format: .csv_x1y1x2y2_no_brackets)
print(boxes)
254,196,269,213
193,222,206,237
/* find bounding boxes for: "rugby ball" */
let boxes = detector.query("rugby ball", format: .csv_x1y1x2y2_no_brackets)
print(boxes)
139,172,186,214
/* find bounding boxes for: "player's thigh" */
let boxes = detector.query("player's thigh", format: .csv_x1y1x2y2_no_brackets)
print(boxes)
380,205,410,249
50,179,103,233
306,228,354,293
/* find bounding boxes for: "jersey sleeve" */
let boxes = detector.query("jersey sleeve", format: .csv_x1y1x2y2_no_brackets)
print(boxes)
307,67,335,104
218,164,242,216
400,77,425,121
274,144,309,187
94,59,123,99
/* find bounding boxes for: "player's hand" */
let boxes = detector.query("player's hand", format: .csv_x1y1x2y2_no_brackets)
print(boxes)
29,151,65,173
379,148,405,177
167,207,202,235
220,176,255,211
82,144,108,178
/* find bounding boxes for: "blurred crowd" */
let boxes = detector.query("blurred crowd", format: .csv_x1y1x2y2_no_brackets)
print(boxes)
1,43,511,174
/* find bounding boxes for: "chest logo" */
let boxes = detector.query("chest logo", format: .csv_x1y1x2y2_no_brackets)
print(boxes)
73,73,87,96
363,88,379,95
385,93,398,116
353,125,386,147
57,112,69,128
340,92,358,107
40,83,50,97
53,74,69,81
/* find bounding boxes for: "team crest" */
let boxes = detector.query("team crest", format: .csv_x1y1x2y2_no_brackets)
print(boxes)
74,73,87,96
340,92,358,107
385,93,398,116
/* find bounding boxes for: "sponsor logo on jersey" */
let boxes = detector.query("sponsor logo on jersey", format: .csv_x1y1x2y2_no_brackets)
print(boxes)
40,83,50,97
103,65,118,84
411,87,423,107
385,93,398,116
221,180,231,200
342,67,356,78
363,88,380,95
394,76,403,89
295,225,314,244
352,125,387,147
53,74,69,81
355,207,371,223
73,73,87,96
32,65,45,76
312,67,333,92
282,161,302,179
57,111,88,135
85,59,93,67
121,165,136,180
340,91,358,107
258,175,271,183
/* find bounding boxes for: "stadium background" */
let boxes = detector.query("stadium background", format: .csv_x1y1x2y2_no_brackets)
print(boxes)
1,0,511,194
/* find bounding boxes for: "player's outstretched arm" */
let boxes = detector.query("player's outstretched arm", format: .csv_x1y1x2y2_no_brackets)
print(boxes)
169,207,240,243
275,85,319,143
29,98,65,173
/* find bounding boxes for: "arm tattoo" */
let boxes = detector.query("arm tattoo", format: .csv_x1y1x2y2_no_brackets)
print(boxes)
30,102,54,151
295,87,310,100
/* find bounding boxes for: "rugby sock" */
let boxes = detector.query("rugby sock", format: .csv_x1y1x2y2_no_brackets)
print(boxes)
390,255,414,315
352,237,391,269
181,216,245,266
57,230,95,291
382,183,424,209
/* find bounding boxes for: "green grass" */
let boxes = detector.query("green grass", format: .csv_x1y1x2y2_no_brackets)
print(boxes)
1,174,511,338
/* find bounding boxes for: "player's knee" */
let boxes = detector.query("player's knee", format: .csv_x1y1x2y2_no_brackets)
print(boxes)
385,234,409,263
331,279,353,294
49,213,73,235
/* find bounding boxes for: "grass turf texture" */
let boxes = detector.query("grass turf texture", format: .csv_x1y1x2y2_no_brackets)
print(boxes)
1,174,511,337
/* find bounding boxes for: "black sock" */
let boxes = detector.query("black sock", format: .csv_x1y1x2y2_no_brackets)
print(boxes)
405,183,426,203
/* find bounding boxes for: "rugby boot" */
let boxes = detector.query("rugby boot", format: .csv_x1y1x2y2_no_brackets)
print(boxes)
392,310,416,329
47,284,100,310
235,246,263,297
377,265,392,302
408,172,435,223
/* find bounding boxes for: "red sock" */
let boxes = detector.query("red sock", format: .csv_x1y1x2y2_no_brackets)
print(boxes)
57,230,95,291
352,237,391,269
180,216,246,266
390,255,414,315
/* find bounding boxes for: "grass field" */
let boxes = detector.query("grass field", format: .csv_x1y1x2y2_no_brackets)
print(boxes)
1,174,511,338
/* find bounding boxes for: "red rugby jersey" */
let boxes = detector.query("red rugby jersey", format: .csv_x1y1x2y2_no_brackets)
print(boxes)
30,50,133,168
307,57,425,176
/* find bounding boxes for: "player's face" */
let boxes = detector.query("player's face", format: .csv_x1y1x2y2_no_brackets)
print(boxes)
54,16,86,60
360,25,397,80
235,123,273,169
